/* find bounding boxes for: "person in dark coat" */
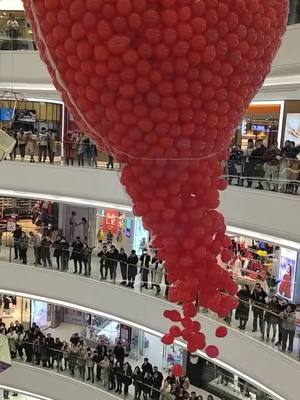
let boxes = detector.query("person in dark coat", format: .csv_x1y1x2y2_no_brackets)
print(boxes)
142,371,152,400
140,249,151,289
152,366,163,400
122,362,132,397
251,283,267,338
249,139,267,189
45,333,55,368
127,250,139,288
119,248,128,285
60,237,70,271
133,366,143,400
107,245,119,282
71,237,83,274
113,341,125,364
141,358,153,377
235,284,251,330
52,235,62,270
40,236,53,268
98,245,109,280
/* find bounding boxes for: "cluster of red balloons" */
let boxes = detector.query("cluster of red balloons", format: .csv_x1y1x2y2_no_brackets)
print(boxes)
23,0,288,356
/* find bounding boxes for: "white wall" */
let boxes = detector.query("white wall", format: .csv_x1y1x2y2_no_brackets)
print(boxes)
1,162,299,243
0,362,119,400
0,261,298,400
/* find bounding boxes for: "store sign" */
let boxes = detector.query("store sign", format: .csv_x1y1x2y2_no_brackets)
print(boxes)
277,247,298,302
103,209,119,235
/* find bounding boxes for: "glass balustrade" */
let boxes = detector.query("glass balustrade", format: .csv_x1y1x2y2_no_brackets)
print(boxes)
2,147,300,196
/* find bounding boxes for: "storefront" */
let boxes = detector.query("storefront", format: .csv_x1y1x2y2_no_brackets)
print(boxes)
0,98,63,135
0,197,59,244
235,101,284,149
0,295,30,329
225,227,300,305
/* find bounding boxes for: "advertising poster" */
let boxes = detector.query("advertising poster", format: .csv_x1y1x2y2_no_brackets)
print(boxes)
0,334,11,374
277,247,298,302
102,209,119,235
31,300,48,328
284,113,300,146
133,217,149,254
125,218,132,238
0,108,13,121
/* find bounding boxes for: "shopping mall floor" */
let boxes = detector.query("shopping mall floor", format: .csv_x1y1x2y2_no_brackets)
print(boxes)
1,242,299,365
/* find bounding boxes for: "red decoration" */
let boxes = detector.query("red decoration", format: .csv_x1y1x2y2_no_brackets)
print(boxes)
161,334,174,345
23,0,288,357
205,345,219,359
172,364,183,377
215,326,228,338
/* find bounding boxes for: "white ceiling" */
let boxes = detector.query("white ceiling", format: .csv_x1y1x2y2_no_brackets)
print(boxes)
0,0,23,10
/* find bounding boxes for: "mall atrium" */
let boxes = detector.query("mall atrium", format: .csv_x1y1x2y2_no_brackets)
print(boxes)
0,1,300,400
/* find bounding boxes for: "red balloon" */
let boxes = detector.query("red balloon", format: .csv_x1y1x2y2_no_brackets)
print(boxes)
161,334,174,345
216,326,228,338
172,364,183,377
205,345,219,359
169,326,182,338
23,0,288,358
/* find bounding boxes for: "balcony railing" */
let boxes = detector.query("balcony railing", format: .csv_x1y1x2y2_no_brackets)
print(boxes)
3,145,300,196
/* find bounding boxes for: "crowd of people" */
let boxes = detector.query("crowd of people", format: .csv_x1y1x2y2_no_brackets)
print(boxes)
10,225,167,296
7,224,299,356
2,127,116,168
233,283,297,353
0,321,218,400
227,140,300,194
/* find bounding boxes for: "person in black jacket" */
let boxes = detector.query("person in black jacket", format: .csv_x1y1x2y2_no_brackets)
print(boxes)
249,139,267,189
140,249,151,289
53,235,62,270
71,237,83,274
235,285,251,330
141,358,153,377
98,245,109,280
13,225,22,260
127,250,139,288
119,248,128,285
45,333,55,368
133,366,143,400
54,337,63,371
152,366,163,400
142,371,152,400
251,283,267,338
113,341,125,364
60,237,70,271
107,245,119,282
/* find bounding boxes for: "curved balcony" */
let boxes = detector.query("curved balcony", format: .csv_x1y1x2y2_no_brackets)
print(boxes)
0,260,298,400
0,361,117,400
0,161,300,241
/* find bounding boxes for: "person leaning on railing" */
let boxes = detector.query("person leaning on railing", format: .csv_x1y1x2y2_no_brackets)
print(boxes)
263,143,280,191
